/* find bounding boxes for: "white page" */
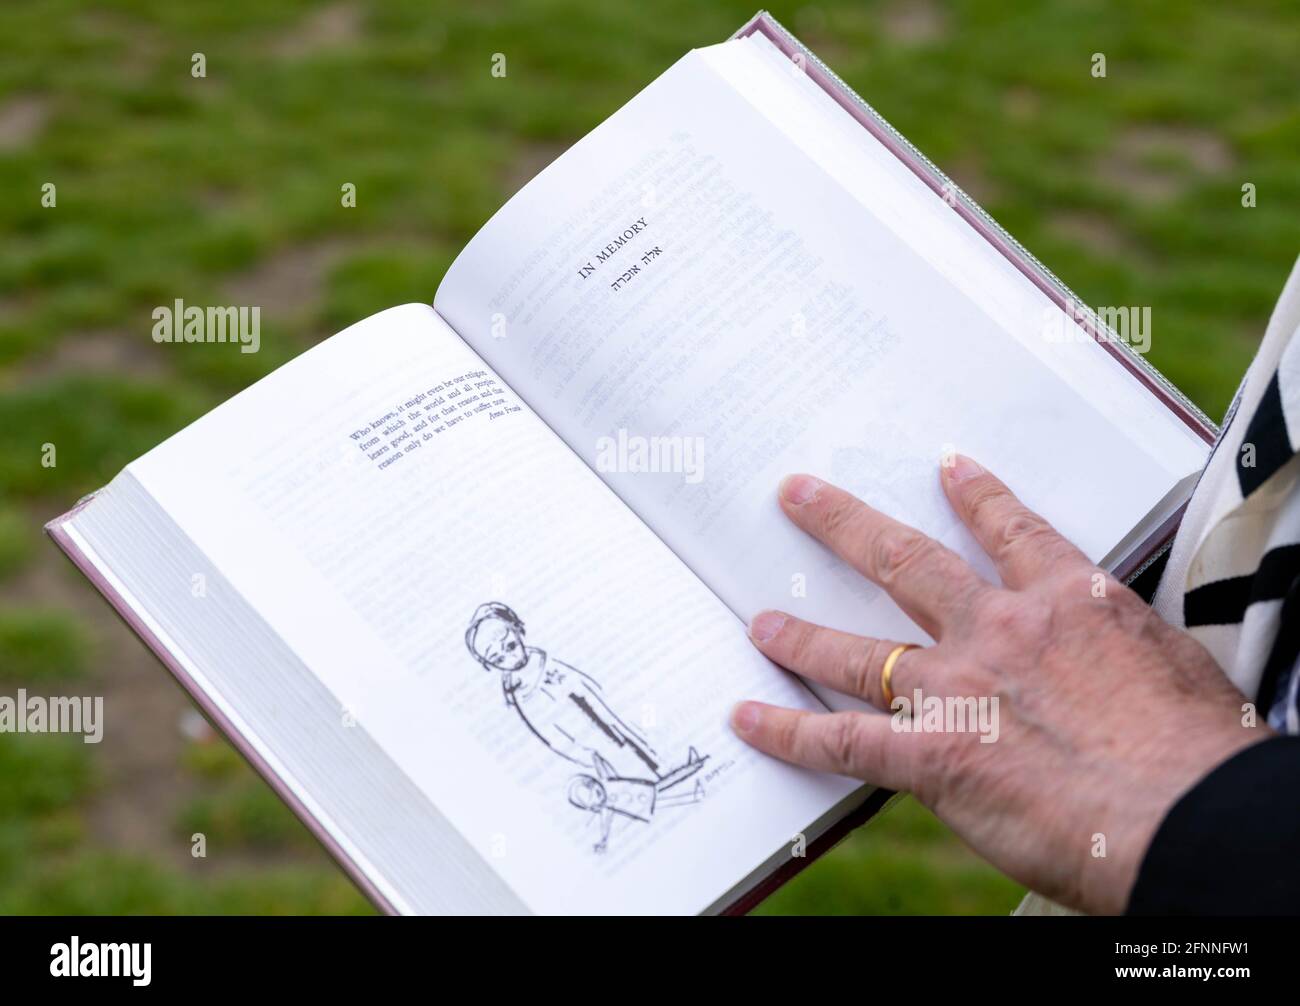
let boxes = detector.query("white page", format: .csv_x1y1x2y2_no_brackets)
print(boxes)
124,304,854,914
725,32,1209,447
434,43,1209,712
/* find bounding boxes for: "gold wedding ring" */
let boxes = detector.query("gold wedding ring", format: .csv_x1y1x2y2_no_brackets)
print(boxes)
880,643,920,707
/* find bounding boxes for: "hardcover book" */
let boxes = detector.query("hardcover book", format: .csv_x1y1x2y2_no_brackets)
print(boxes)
47,12,1215,915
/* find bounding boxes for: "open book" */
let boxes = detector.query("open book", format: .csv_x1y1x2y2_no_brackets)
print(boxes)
47,12,1215,915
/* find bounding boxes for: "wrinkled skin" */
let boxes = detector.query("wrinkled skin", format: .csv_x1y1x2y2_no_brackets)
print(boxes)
731,456,1270,915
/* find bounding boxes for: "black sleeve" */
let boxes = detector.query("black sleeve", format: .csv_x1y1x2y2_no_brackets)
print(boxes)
1126,546,1169,604
1126,735,1300,915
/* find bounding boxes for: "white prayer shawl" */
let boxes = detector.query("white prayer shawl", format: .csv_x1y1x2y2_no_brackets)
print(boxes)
1153,255,1300,735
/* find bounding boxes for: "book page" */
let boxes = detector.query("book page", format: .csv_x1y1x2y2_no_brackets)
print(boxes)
121,304,855,914
434,42,1209,711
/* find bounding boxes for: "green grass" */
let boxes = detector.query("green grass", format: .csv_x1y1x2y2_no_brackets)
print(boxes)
0,731,93,819
181,733,247,781
0,375,208,496
754,797,1025,915
0,505,34,581
0,850,373,915
1,0,1295,914
0,607,93,680
0,730,372,915
0,733,95,896
177,774,321,852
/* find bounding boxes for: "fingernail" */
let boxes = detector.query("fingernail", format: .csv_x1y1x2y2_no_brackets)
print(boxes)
732,702,762,735
749,610,787,643
945,454,984,483
781,474,824,505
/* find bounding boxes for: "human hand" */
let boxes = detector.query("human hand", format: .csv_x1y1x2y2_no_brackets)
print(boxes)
731,457,1270,914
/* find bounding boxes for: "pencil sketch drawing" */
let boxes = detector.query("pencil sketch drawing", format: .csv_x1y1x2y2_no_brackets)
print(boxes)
466,602,708,852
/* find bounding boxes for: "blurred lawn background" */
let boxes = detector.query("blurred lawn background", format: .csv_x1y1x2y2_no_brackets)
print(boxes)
0,0,1295,914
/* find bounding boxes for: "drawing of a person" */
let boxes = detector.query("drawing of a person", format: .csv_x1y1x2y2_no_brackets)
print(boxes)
464,602,705,786
568,753,705,854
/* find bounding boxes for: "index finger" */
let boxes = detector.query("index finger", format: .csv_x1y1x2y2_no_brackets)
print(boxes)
779,474,988,638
